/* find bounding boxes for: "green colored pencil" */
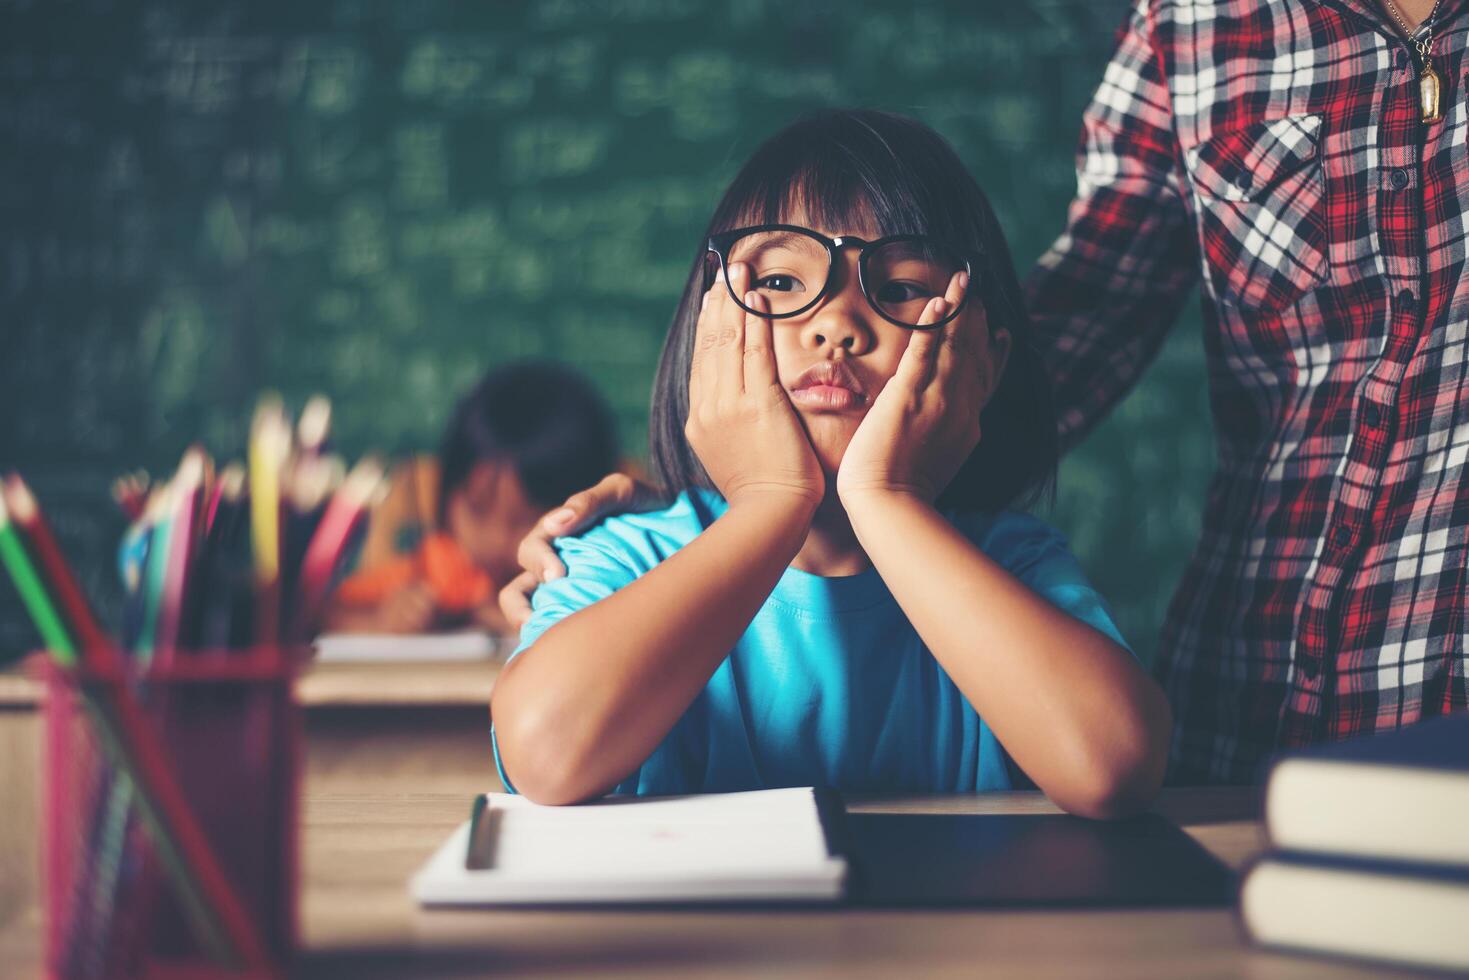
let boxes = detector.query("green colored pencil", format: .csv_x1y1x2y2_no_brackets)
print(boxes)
0,493,75,666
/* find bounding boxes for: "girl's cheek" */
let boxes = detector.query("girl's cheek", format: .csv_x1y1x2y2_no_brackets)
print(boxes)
771,331,800,379
871,350,905,389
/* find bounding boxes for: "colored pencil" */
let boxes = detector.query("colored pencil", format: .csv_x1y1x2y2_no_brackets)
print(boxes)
3,476,127,679
3,475,132,970
96,467,188,963
201,462,244,539
120,489,168,652
195,472,250,651
249,397,289,584
96,450,203,973
153,450,206,658
117,519,151,601
12,472,168,967
192,452,215,561
291,455,384,641
281,455,334,635
0,490,76,667
76,770,136,977
111,471,151,522
296,395,331,459
133,499,173,662
249,397,291,644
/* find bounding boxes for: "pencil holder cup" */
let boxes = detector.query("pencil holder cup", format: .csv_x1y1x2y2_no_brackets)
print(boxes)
39,648,302,979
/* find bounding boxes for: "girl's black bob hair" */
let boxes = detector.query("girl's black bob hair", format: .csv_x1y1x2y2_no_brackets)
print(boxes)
647,108,1057,513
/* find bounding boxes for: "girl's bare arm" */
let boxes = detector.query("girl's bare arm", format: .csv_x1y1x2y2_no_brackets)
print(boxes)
491,495,812,805
846,492,1170,819
839,280,1169,818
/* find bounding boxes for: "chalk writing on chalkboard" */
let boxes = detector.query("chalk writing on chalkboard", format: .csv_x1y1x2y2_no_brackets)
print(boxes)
0,0,1207,667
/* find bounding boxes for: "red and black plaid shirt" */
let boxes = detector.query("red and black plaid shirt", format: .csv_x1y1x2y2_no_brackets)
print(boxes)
1026,0,1469,782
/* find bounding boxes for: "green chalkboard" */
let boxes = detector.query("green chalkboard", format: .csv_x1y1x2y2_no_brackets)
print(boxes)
0,0,1210,665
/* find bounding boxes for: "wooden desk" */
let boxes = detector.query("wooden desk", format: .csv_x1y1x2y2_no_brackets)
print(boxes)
0,788,1411,978
298,660,503,797
295,788,1413,979
0,665,1417,978
0,656,501,709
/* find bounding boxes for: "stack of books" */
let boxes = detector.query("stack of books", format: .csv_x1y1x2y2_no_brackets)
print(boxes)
1241,712,1469,973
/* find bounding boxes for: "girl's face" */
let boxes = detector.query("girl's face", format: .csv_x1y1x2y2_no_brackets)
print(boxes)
732,220,1000,476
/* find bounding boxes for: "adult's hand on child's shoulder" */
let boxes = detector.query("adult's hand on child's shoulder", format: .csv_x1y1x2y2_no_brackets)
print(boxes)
500,473,664,630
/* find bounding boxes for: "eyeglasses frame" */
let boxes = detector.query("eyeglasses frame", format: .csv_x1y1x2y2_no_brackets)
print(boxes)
705,223,977,331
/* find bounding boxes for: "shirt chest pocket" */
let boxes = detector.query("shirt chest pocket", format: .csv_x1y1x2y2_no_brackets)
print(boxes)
1184,114,1329,311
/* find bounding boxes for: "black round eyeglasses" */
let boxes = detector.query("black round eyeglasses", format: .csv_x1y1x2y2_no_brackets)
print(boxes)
705,224,976,331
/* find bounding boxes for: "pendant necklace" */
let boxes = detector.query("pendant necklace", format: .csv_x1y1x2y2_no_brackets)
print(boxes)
1384,0,1445,123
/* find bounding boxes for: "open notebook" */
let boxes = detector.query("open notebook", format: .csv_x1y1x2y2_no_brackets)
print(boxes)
411,787,848,905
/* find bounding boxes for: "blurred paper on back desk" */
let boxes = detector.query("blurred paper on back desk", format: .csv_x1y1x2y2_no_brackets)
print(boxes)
313,629,500,663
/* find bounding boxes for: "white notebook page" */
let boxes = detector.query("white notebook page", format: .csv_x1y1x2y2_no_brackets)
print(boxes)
411,786,847,905
481,788,835,877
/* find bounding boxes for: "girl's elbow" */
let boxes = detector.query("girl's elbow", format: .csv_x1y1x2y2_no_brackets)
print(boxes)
492,695,611,806
1059,694,1172,820
496,722,607,806
1060,765,1162,820
514,769,605,807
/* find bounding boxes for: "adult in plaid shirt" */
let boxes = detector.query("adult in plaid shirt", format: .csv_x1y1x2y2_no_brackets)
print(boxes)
1029,0,1468,782
505,0,1468,785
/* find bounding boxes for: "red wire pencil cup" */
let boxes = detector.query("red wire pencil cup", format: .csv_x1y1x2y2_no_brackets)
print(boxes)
39,647,302,979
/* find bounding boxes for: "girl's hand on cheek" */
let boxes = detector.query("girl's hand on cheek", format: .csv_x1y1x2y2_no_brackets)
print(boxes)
686,262,825,515
837,271,991,507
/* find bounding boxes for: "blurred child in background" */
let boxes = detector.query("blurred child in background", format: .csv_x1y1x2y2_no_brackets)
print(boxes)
326,360,620,635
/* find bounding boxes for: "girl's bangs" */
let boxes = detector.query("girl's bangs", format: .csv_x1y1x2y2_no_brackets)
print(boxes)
714,127,947,243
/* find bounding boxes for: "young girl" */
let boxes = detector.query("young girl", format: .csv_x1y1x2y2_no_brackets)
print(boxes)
327,361,620,635
490,110,1171,817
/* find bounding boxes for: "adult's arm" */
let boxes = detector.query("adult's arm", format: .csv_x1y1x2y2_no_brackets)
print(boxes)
499,473,664,629
1027,0,1199,450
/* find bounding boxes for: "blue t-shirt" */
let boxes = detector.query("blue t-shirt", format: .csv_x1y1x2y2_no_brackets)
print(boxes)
491,489,1127,796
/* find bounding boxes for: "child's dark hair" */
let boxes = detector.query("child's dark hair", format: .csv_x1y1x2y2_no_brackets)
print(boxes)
648,108,1057,513
438,361,620,519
